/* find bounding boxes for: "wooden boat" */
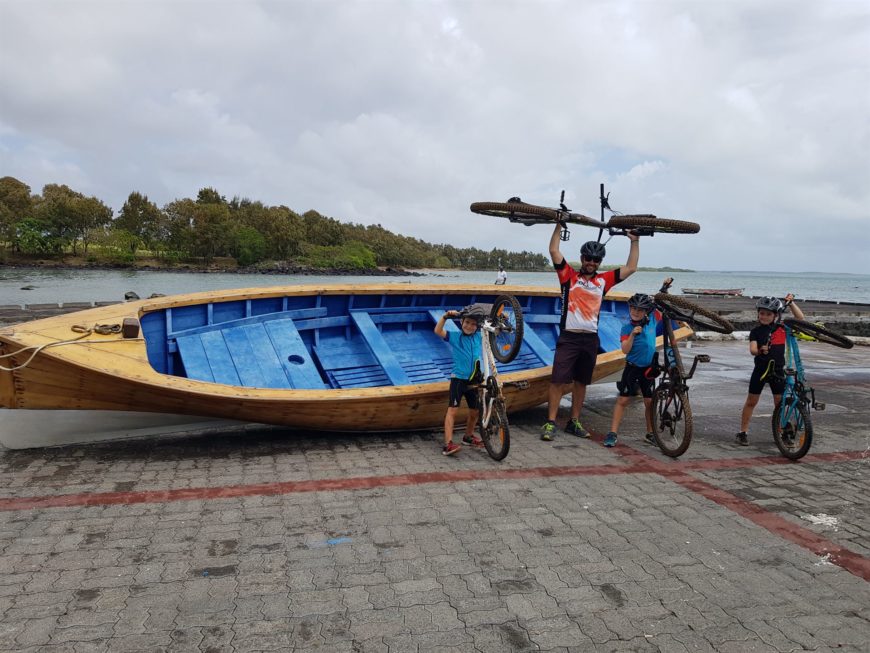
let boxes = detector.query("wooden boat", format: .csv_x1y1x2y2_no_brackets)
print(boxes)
0,284,692,447
681,288,744,296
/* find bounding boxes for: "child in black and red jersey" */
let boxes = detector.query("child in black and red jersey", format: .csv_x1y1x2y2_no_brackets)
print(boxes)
736,294,805,445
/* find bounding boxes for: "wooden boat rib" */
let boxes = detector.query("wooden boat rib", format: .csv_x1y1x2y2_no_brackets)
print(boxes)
0,284,692,438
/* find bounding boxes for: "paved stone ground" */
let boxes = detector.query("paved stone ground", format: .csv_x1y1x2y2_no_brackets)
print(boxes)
0,341,868,652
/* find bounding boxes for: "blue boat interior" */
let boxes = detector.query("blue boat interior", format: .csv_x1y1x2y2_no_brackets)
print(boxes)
141,292,659,389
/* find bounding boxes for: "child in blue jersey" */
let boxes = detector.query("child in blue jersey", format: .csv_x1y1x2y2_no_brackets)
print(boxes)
604,290,664,447
434,309,484,456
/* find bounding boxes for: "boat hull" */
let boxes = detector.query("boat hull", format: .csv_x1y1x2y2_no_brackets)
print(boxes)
0,283,692,447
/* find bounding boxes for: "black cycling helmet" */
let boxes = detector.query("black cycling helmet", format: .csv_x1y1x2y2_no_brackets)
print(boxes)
580,241,606,259
756,296,784,313
628,293,655,313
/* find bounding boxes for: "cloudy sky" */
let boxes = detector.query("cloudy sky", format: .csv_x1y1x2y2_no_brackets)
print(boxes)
1,0,868,273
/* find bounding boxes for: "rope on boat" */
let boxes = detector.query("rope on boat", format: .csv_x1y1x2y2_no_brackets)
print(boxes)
0,323,143,372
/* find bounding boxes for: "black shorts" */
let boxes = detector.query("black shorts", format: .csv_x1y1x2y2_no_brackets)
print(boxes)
617,363,654,399
749,361,785,395
448,378,479,409
551,331,599,385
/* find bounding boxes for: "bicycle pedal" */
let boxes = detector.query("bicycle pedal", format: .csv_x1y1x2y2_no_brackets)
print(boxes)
695,355,710,363
813,402,826,411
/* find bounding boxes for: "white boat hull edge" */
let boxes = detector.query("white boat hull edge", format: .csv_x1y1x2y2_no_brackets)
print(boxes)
0,409,251,450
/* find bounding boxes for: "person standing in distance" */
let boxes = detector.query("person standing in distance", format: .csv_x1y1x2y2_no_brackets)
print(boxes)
540,226,639,441
495,266,507,285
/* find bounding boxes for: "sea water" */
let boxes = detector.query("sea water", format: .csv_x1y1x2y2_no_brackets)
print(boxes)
0,267,868,306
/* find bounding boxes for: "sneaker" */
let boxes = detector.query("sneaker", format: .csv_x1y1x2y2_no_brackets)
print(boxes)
442,441,461,456
644,432,656,445
540,420,556,441
736,432,749,446
462,434,485,448
565,418,590,438
604,432,618,448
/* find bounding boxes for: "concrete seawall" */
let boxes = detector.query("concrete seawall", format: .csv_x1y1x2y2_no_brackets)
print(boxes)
0,301,123,326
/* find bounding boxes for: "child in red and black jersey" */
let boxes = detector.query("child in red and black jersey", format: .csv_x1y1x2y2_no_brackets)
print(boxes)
736,293,804,446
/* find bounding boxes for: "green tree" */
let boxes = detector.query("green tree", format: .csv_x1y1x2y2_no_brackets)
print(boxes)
14,217,63,254
0,176,34,245
231,225,267,266
34,184,112,255
115,192,164,253
302,210,345,247
196,187,226,205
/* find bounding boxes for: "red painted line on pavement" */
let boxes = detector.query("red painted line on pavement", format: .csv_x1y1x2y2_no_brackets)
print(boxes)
0,463,641,511
666,472,870,582
608,441,870,582
2,442,866,581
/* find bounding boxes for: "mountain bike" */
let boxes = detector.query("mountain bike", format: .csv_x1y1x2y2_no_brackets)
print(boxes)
470,184,700,243
771,315,853,460
648,280,735,457
458,295,524,461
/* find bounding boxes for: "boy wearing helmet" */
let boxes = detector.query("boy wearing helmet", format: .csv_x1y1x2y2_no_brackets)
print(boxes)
540,224,639,441
604,285,668,447
736,294,805,445
434,309,484,455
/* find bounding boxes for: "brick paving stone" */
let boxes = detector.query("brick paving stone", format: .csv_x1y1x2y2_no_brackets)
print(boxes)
1,340,869,651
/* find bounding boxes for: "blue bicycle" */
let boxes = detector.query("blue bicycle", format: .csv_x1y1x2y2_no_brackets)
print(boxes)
772,317,853,460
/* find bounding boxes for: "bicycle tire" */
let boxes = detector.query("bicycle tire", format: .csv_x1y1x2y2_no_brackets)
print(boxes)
479,394,510,461
772,401,813,460
490,295,524,364
652,386,693,457
654,293,735,334
607,215,700,234
470,201,603,229
783,319,854,349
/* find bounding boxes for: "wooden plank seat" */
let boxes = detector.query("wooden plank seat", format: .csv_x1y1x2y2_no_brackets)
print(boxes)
176,316,326,389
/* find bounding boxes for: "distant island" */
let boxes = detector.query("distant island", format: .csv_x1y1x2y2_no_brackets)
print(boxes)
588,264,695,273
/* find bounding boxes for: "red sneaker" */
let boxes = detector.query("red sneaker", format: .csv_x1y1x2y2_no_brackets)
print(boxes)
442,441,461,456
462,434,485,448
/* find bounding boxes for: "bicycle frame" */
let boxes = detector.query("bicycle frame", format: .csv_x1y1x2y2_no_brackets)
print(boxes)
777,325,824,432
658,310,709,389
649,300,712,457
477,319,499,427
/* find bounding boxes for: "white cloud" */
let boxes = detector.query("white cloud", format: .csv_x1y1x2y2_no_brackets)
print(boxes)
0,0,867,272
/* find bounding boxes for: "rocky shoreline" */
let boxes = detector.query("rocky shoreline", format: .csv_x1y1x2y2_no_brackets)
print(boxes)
1,260,424,276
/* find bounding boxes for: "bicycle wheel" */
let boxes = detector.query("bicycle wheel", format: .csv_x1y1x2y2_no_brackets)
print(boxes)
772,400,813,460
607,215,700,234
490,295,524,364
478,392,510,461
470,201,603,228
654,293,735,334
651,386,693,457
783,319,854,349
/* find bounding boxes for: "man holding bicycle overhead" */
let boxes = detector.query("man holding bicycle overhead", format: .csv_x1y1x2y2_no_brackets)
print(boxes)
736,294,805,446
540,226,639,441
435,310,485,456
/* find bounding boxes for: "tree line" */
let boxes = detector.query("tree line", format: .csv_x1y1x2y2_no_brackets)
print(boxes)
0,177,548,271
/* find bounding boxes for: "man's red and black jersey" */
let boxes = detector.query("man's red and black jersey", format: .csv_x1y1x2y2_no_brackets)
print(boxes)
554,259,621,332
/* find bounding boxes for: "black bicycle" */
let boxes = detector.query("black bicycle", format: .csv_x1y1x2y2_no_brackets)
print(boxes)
470,185,700,243
648,281,734,457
